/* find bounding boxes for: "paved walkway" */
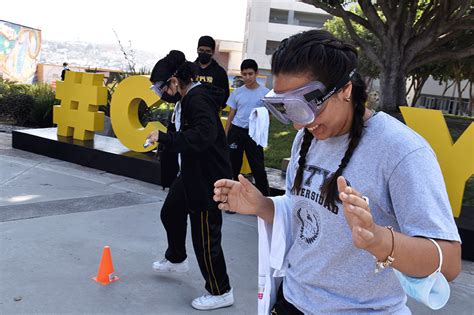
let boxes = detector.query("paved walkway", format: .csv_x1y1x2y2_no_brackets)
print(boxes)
0,130,473,314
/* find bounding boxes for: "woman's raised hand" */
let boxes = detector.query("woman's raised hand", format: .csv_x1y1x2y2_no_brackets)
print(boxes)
214,174,267,216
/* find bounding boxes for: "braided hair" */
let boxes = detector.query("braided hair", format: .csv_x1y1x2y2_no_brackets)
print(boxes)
273,30,368,209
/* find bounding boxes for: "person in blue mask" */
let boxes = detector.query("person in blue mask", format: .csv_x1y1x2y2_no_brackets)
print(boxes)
213,30,461,314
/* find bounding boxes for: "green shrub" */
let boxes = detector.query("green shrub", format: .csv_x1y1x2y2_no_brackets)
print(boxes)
1,93,36,126
29,83,57,127
0,79,57,127
0,79,10,98
0,78,13,116
8,83,32,95
140,101,173,127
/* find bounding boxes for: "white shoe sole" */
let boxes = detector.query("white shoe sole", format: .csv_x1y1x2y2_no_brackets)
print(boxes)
191,301,234,310
152,266,189,273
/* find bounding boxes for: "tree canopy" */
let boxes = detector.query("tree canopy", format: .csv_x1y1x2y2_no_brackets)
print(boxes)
303,0,474,111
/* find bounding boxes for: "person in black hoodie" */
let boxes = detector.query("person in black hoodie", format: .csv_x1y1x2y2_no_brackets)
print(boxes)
60,62,70,80
147,50,234,311
195,35,230,109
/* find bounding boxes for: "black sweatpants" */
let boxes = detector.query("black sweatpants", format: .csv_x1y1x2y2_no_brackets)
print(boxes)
227,125,269,196
160,176,231,295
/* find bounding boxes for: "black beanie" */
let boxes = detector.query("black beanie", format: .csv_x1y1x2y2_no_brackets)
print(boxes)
197,35,216,51
150,50,186,83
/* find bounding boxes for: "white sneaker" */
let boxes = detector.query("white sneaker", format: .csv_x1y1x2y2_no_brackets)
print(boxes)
152,258,189,273
191,288,234,310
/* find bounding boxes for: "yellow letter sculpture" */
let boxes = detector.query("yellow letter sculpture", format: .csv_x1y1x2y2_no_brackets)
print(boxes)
400,107,474,217
110,76,166,152
53,71,106,140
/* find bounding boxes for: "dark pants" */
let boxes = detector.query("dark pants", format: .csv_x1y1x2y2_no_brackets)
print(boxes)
271,283,304,315
160,176,231,295
228,125,269,196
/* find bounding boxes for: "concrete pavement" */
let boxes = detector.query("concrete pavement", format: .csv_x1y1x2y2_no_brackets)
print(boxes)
0,131,473,314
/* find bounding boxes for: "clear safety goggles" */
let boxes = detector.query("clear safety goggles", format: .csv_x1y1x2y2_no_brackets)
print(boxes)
150,80,169,98
261,69,356,125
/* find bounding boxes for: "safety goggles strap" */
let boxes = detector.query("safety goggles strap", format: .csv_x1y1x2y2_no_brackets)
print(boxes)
304,69,356,105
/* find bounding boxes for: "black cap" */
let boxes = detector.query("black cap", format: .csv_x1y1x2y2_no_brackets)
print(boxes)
150,50,186,83
197,35,216,51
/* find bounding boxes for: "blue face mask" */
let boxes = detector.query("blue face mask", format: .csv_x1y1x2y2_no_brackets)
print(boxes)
393,238,450,310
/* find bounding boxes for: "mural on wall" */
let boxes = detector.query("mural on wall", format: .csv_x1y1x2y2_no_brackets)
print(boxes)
0,20,42,84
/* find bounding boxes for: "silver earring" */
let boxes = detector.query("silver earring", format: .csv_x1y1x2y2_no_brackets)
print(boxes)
345,97,351,102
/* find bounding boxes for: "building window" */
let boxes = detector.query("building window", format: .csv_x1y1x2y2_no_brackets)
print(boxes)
418,94,470,116
269,9,289,24
265,40,281,55
293,11,325,28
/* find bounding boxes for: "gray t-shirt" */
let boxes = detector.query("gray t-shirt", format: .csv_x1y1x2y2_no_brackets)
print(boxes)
281,112,460,314
227,84,269,128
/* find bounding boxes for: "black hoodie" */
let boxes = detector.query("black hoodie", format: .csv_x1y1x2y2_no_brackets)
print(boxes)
195,59,230,109
158,84,232,210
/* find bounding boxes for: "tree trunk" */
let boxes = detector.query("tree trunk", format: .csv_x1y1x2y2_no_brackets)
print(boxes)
411,76,428,107
469,81,473,117
379,66,407,112
460,81,469,116
441,80,455,97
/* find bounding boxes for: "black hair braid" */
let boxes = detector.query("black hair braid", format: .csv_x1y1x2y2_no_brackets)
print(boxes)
321,73,368,209
291,128,314,194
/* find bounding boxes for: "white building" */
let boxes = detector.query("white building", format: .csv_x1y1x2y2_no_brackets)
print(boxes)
243,0,330,84
407,76,472,116
214,40,245,76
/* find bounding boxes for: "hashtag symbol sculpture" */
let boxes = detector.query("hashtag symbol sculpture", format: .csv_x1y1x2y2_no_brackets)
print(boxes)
53,71,107,141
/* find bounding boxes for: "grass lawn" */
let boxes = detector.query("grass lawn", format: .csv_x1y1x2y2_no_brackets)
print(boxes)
264,119,297,169
263,113,473,207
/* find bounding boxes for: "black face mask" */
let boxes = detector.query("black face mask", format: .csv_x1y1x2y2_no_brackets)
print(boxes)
198,52,212,65
161,91,182,104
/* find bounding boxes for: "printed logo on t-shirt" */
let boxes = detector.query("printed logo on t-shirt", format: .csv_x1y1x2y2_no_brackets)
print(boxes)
294,200,321,247
291,164,341,215
196,75,213,84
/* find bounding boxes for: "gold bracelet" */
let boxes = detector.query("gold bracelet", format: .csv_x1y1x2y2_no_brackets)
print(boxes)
375,226,395,273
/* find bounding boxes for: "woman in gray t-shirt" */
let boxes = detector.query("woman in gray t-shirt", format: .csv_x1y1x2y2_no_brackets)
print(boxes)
213,30,461,314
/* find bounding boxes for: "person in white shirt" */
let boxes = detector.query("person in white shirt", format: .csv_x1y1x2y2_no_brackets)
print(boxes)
225,59,270,196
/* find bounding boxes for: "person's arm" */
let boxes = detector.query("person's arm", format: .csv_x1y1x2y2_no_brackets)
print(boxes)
225,108,236,135
338,183,461,280
158,94,217,153
214,174,276,222
337,146,462,281
214,130,303,224
370,227,460,281
217,67,230,109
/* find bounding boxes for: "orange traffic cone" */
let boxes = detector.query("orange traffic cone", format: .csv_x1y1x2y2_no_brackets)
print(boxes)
92,246,120,285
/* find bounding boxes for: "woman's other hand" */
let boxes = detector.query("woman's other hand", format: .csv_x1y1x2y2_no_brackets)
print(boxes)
337,176,383,251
